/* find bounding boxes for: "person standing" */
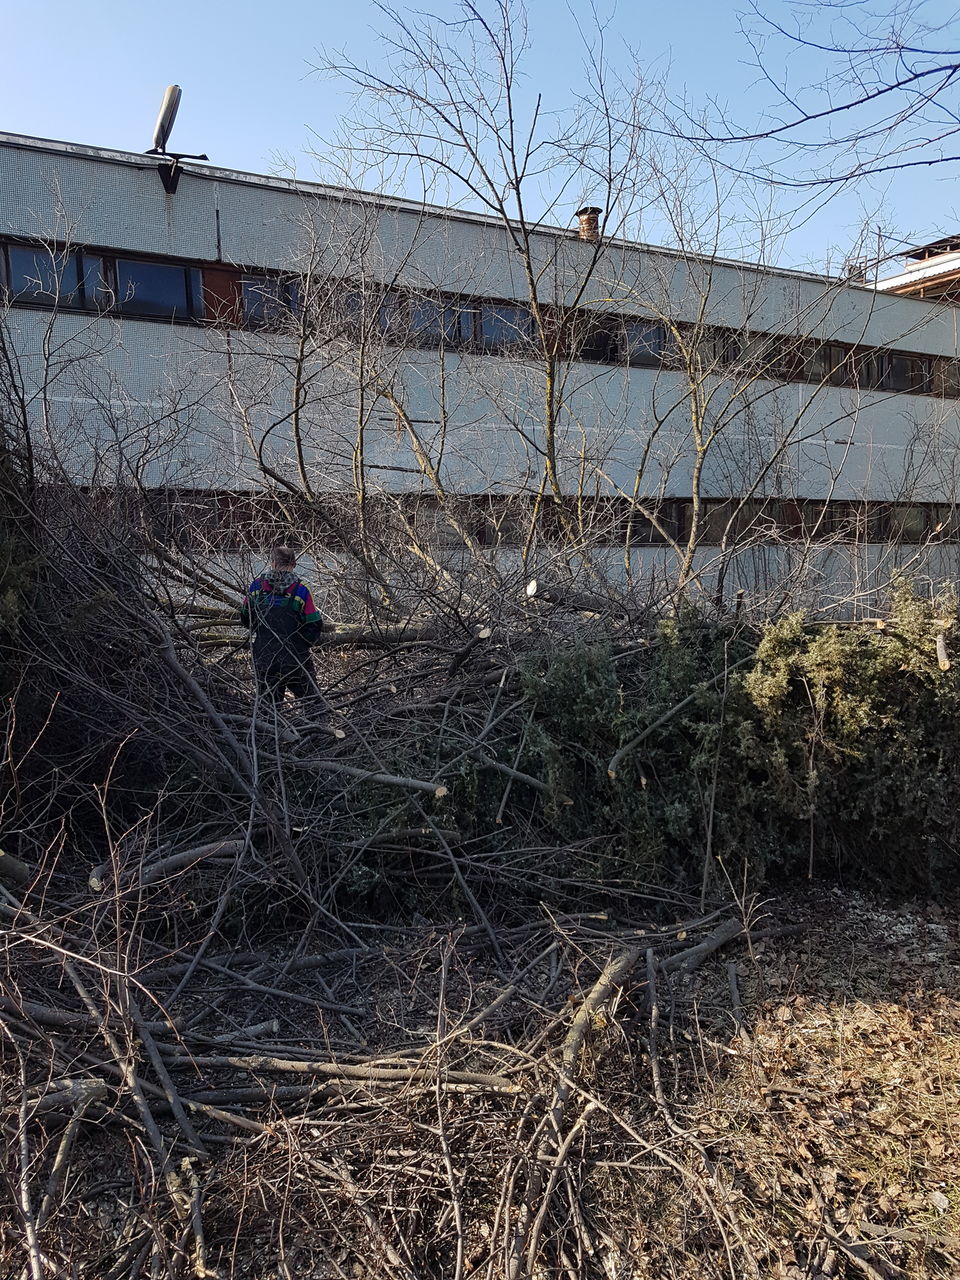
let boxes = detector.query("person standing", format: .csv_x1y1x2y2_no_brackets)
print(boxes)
240,545,323,703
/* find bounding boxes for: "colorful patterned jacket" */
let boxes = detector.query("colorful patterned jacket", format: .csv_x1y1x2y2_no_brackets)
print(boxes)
240,570,323,671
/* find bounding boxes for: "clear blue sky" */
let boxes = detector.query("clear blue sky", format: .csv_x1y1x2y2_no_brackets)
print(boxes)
3,0,959,271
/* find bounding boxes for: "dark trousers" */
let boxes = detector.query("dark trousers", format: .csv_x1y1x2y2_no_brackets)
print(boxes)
256,661,321,704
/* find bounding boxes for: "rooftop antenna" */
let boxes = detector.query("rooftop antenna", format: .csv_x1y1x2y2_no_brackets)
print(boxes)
145,85,208,194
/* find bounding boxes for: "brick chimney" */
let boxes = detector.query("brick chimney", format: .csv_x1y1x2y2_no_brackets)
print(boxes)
575,206,602,243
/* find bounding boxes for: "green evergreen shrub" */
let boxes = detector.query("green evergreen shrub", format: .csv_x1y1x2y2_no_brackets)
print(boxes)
455,583,960,898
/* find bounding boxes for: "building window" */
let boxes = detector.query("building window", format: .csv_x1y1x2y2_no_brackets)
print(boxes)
828,345,859,387
80,254,113,309
334,288,365,336
375,291,406,340
886,504,933,542
409,297,467,346
806,344,834,384
116,259,203,320
874,352,933,393
739,332,786,377
241,274,302,329
595,497,680,545
570,315,618,363
330,286,402,341
7,246,83,307
621,320,669,367
695,328,743,368
3,245,113,311
478,303,534,351
931,505,960,539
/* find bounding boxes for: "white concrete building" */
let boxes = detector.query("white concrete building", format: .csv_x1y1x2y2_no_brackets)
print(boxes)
2,129,959,602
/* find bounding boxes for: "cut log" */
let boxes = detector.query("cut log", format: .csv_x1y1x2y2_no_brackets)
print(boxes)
525,578,624,616
660,917,743,973
89,838,246,892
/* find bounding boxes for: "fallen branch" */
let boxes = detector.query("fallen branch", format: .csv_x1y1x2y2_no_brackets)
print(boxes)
22,1078,109,1115
292,757,449,798
89,839,247,893
608,657,752,779
660,917,743,974
0,847,31,886
470,749,572,804
157,1051,515,1091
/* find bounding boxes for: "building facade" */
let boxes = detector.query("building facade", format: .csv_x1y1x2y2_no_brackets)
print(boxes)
2,129,960,605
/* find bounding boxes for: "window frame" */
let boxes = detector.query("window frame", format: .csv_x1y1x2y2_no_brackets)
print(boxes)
114,257,204,322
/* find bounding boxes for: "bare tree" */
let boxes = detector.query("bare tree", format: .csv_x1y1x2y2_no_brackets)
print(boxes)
656,0,960,191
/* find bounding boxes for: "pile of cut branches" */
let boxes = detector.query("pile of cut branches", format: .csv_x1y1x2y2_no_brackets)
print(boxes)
2,507,959,1278
4,886,958,1279
2,881,758,1279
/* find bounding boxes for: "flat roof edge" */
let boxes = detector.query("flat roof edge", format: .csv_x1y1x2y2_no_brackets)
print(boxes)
0,130,942,298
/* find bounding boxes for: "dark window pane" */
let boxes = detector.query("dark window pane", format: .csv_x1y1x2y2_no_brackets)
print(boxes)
717,332,743,365
828,345,856,387
410,298,464,345
455,306,475,344
8,246,81,306
880,353,933,393
909,356,933,393
932,505,960,538
793,501,833,538
376,292,405,339
858,352,883,389
883,353,911,391
774,339,809,382
336,289,364,332
622,321,668,367
937,358,960,397
822,502,853,538
693,329,741,369
740,333,778,373
806,344,833,382
117,259,195,318
696,501,736,543
621,500,678,544
479,304,533,349
861,350,916,392
241,275,299,328
883,353,930,392
888,505,931,542
575,318,617,362
331,287,408,340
